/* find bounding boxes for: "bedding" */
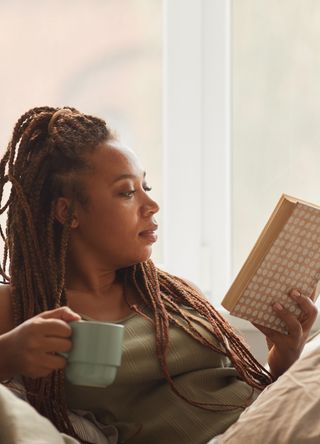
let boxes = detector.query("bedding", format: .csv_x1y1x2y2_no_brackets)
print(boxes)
0,383,78,444
216,334,320,444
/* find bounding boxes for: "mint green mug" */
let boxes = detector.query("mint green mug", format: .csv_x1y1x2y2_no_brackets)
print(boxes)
63,320,124,387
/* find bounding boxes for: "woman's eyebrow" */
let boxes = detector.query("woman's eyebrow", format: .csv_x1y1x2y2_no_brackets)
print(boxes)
112,172,146,183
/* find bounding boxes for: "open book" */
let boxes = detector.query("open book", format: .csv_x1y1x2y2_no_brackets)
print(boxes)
222,194,320,333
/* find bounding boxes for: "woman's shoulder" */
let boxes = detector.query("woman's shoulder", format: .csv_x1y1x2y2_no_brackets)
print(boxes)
183,279,205,296
0,284,14,334
175,277,210,305
159,268,207,298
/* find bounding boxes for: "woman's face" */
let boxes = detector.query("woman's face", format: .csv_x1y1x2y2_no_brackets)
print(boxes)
69,142,159,269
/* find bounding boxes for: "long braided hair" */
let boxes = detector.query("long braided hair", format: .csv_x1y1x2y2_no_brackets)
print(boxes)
0,106,273,437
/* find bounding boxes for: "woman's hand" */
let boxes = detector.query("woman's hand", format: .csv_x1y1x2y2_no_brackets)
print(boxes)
0,306,81,380
253,289,318,379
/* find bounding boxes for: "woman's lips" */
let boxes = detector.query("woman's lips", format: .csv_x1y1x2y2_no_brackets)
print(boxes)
139,229,158,243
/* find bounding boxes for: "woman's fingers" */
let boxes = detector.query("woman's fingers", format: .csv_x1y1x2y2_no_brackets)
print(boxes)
252,322,277,338
271,302,302,339
254,288,317,338
255,288,318,378
27,354,67,378
288,289,318,329
43,353,67,371
41,337,73,354
28,317,73,339
252,303,303,344
39,306,81,322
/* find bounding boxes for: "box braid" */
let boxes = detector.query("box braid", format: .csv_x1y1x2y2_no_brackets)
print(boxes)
0,106,111,439
0,106,273,439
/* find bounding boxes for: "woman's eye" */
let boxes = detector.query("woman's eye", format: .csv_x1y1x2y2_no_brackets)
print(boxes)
121,189,136,198
120,185,152,198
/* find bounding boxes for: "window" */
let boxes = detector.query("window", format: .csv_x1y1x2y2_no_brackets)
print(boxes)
164,0,320,319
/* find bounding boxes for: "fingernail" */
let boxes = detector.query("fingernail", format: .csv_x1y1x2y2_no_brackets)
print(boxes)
273,303,283,311
291,289,301,298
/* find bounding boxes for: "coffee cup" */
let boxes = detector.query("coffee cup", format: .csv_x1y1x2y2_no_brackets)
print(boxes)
62,320,124,387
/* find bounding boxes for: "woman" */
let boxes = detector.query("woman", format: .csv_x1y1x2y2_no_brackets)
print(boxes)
0,106,317,443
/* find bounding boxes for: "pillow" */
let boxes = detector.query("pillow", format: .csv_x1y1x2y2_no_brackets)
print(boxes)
3,379,118,444
0,383,79,444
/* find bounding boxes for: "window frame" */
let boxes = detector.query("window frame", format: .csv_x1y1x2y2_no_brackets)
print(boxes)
163,0,231,302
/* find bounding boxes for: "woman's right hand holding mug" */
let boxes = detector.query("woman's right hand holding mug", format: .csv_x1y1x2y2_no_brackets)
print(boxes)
0,306,80,380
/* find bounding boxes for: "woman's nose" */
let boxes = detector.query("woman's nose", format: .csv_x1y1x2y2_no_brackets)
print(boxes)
143,195,160,216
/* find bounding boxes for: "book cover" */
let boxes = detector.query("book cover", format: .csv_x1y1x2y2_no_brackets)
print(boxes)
222,194,320,333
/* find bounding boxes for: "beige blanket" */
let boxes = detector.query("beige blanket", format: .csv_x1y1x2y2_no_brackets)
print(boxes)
216,343,320,444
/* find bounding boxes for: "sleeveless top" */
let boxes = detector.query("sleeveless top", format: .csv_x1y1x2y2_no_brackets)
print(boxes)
65,308,259,444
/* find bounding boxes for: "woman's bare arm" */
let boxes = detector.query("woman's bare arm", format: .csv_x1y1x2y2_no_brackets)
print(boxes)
0,285,14,335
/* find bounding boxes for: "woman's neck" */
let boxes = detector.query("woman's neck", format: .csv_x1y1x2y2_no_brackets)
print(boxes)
65,247,120,295
66,269,118,297
64,258,140,321
65,270,133,321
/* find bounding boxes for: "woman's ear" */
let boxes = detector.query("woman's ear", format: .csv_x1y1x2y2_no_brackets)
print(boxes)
54,197,79,228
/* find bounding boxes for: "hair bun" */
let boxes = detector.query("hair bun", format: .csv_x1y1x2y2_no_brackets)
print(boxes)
48,108,74,136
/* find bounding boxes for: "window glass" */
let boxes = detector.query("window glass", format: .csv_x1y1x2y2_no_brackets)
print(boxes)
232,1,320,280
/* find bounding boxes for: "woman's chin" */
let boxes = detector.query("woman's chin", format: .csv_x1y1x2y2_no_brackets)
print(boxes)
121,249,153,268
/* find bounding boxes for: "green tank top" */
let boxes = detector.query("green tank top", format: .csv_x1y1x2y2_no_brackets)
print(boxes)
65,308,258,444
